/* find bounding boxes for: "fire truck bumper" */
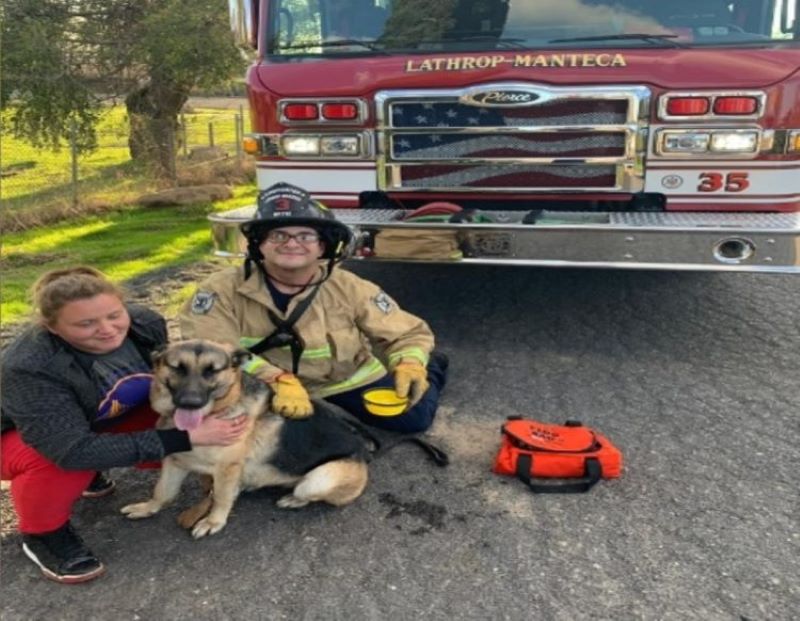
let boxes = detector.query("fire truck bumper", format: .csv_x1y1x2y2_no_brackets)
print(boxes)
210,208,800,273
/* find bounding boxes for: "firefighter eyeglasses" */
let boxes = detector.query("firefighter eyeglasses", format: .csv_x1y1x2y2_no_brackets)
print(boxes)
265,231,321,245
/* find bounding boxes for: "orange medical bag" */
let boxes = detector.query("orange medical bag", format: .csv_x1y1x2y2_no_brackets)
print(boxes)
493,417,622,493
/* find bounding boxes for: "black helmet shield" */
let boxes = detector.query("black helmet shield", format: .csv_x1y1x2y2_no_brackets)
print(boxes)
240,182,352,262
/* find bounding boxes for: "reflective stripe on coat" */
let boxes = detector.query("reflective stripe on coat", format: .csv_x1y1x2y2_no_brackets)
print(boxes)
179,266,434,397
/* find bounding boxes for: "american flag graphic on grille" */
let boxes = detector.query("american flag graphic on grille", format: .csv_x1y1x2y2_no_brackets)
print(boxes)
386,98,629,190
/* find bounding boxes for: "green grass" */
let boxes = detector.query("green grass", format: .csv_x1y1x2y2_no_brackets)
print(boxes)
1,185,256,325
2,107,135,201
1,105,245,224
180,107,243,151
0,101,252,325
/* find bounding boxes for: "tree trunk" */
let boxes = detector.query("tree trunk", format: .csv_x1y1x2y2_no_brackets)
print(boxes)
125,80,189,179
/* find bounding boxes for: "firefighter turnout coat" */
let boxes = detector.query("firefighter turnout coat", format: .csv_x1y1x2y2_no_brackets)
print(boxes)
179,266,434,397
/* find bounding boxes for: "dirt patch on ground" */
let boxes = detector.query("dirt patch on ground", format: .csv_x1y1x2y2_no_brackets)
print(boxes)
138,184,233,207
378,492,448,534
0,483,14,535
116,259,230,339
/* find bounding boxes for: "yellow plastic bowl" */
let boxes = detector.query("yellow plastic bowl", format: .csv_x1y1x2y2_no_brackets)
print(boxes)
363,388,408,417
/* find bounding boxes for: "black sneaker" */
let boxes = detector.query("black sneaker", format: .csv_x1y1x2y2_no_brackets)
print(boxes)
81,472,115,499
21,522,105,584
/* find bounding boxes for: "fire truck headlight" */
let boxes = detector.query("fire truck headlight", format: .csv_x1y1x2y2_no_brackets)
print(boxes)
320,135,360,156
787,130,800,153
660,131,710,153
281,135,320,156
709,131,758,153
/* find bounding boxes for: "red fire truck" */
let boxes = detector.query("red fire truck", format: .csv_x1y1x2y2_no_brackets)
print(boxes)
216,0,800,271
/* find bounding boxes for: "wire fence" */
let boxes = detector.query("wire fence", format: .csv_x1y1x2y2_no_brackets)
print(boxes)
1,103,251,231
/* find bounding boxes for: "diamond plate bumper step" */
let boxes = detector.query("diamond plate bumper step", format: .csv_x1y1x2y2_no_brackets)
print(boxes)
210,207,800,272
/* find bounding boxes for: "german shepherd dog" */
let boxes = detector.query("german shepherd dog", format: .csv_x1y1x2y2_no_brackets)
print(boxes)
120,339,370,538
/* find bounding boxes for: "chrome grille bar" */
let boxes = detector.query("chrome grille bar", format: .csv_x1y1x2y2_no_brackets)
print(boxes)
375,84,650,193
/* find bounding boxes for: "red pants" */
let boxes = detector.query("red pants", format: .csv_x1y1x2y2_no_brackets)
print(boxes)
1,405,159,535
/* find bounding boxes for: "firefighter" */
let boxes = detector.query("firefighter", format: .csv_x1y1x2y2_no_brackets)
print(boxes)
179,182,448,433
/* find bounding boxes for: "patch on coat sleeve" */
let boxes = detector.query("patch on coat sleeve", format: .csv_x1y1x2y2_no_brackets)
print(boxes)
372,291,394,314
190,291,216,314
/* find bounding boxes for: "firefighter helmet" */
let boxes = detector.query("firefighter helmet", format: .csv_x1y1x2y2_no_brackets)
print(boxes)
240,182,352,262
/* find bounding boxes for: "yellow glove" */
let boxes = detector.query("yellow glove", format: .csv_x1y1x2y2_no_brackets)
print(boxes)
393,361,429,407
270,373,313,419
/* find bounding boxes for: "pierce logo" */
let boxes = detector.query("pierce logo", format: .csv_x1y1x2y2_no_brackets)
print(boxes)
469,90,540,106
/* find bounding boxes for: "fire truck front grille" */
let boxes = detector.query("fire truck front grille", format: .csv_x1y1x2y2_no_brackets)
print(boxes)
392,132,627,160
389,100,629,128
400,164,618,189
376,85,649,193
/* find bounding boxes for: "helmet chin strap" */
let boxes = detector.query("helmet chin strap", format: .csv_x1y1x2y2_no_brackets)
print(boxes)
250,253,337,289
261,266,316,291
247,254,335,375
243,236,263,280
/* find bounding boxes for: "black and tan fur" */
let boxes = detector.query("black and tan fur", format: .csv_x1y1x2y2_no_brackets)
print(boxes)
120,339,369,538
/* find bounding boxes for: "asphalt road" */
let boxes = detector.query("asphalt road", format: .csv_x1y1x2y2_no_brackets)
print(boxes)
2,265,798,620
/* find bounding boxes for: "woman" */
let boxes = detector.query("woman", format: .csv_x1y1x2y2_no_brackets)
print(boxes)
1,267,247,584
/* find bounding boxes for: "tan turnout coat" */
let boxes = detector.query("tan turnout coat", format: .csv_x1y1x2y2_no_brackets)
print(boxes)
179,266,434,397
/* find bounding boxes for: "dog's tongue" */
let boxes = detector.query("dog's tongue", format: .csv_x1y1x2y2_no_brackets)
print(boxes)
174,408,205,431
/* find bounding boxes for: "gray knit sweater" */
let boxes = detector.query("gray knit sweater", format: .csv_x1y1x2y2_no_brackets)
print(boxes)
1,305,190,470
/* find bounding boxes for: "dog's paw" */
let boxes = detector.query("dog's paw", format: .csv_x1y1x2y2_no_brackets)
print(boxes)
276,494,310,509
191,516,227,539
120,501,161,519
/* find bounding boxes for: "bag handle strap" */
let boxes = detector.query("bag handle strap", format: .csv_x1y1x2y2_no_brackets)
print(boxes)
515,455,601,494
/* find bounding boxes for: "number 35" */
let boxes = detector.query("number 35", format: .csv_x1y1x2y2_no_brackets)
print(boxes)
698,172,750,192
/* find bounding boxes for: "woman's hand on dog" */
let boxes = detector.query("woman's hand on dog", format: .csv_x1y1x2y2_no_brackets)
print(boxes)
187,414,249,446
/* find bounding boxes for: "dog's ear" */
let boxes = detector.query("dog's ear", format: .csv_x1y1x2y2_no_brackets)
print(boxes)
150,343,169,365
230,349,253,368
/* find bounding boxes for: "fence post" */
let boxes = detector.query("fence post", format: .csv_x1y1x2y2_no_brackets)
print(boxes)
69,120,79,208
208,122,215,147
180,113,188,157
235,112,243,165
170,121,178,186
